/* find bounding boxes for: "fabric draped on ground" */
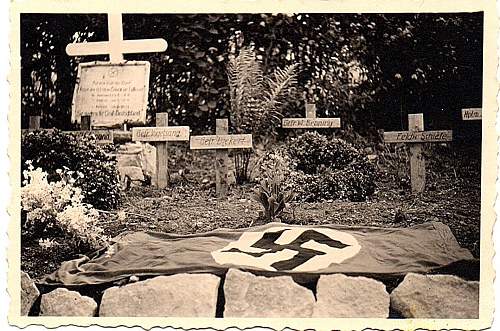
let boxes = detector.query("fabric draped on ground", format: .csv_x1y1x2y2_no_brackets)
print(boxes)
41,221,474,286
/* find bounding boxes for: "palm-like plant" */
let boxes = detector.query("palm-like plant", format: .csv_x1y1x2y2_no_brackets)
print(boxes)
227,47,298,183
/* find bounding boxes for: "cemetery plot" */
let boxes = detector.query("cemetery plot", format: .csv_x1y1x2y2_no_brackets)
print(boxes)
384,113,453,193
132,113,190,188
190,119,253,198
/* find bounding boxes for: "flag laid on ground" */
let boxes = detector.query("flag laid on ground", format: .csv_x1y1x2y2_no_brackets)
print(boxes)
41,221,474,286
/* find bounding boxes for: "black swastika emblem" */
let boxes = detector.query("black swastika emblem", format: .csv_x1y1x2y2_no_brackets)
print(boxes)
211,227,361,272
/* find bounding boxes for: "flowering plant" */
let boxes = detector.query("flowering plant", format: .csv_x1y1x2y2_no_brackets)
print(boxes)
21,162,108,251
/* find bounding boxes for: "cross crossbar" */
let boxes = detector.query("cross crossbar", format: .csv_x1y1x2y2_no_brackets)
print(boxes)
66,13,167,62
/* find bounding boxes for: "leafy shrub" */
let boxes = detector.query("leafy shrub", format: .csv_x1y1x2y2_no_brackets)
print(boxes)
256,132,376,202
21,165,108,251
252,153,295,221
227,47,298,183
21,129,120,210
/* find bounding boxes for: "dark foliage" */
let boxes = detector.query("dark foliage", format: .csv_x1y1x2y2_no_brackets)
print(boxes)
21,13,482,142
21,129,120,210
258,132,376,202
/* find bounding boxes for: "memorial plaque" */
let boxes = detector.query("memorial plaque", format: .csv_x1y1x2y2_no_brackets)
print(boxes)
71,61,150,127
462,108,482,120
190,134,253,150
384,130,453,143
132,126,190,142
282,118,341,128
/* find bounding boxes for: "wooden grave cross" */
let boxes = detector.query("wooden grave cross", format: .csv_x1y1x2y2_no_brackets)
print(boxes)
383,113,453,193
282,103,341,129
132,113,190,189
66,13,168,63
190,119,253,198
461,108,482,121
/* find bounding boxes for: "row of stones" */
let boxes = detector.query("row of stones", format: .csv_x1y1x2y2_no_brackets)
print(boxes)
22,269,479,318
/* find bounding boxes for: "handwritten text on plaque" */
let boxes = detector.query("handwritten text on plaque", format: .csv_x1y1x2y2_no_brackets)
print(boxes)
462,108,482,120
384,130,453,143
72,62,150,127
282,118,341,128
132,126,190,142
190,134,253,150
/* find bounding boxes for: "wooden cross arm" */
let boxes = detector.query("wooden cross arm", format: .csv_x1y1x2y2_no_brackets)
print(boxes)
66,38,168,57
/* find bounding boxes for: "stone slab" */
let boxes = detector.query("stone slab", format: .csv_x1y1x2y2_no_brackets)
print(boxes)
390,273,479,318
99,274,220,317
40,288,97,316
313,274,390,318
21,271,39,316
223,268,315,317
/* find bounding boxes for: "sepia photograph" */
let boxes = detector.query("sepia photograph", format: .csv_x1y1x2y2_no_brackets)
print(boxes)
9,0,497,330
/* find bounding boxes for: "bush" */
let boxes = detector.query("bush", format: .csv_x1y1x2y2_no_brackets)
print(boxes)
21,166,108,252
21,129,120,210
256,132,376,202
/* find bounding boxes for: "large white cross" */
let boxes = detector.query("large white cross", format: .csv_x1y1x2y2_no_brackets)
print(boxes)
66,13,168,62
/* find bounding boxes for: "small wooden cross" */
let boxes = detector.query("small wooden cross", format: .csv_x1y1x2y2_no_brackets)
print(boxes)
384,113,453,193
190,119,253,198
132,113,190,189
462,108,482,121
66,13,168,63
282,103,341,129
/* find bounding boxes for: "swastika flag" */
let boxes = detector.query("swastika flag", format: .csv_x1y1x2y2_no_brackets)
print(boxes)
41,222,473,286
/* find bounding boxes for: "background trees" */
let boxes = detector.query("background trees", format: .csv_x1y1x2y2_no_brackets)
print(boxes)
20,13,483,143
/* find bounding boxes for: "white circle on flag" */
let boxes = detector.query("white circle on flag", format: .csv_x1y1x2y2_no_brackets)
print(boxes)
211,226,361,272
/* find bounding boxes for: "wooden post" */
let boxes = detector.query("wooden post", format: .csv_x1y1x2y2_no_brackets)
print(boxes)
305,104,316,118
81,115,91,131
408,114,425,193
215,119,229,198
28,115,41,131
156,113,169,189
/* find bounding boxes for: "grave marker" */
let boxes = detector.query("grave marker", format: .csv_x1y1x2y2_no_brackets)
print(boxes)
28,115,41,131
462,108,482,121
384,113,453,193
282,104,341,129
66,13,167,127
190,119,253,198
132,113,190,189
26,115,114,144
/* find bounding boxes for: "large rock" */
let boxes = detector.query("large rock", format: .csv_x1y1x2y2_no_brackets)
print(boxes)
99,274,220,317
40,288,97,316
390,273,479,318
115,142,156,186
21,271,39,316
223,268,315,317
313,274,389,318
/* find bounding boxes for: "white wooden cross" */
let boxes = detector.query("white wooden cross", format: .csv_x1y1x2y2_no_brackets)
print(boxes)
66,13,168,62
384,113,453,193
132,113,190,189
190,119,253,198
282,103,341,129
461,108,482,121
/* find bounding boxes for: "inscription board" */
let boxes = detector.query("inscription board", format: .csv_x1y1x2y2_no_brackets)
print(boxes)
71,61,150,127
67,130,113,144
132,126,190,142
21,129,114,144
462,108,482,120
384,130,453,143
282,118,341,128
190,134,253,150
